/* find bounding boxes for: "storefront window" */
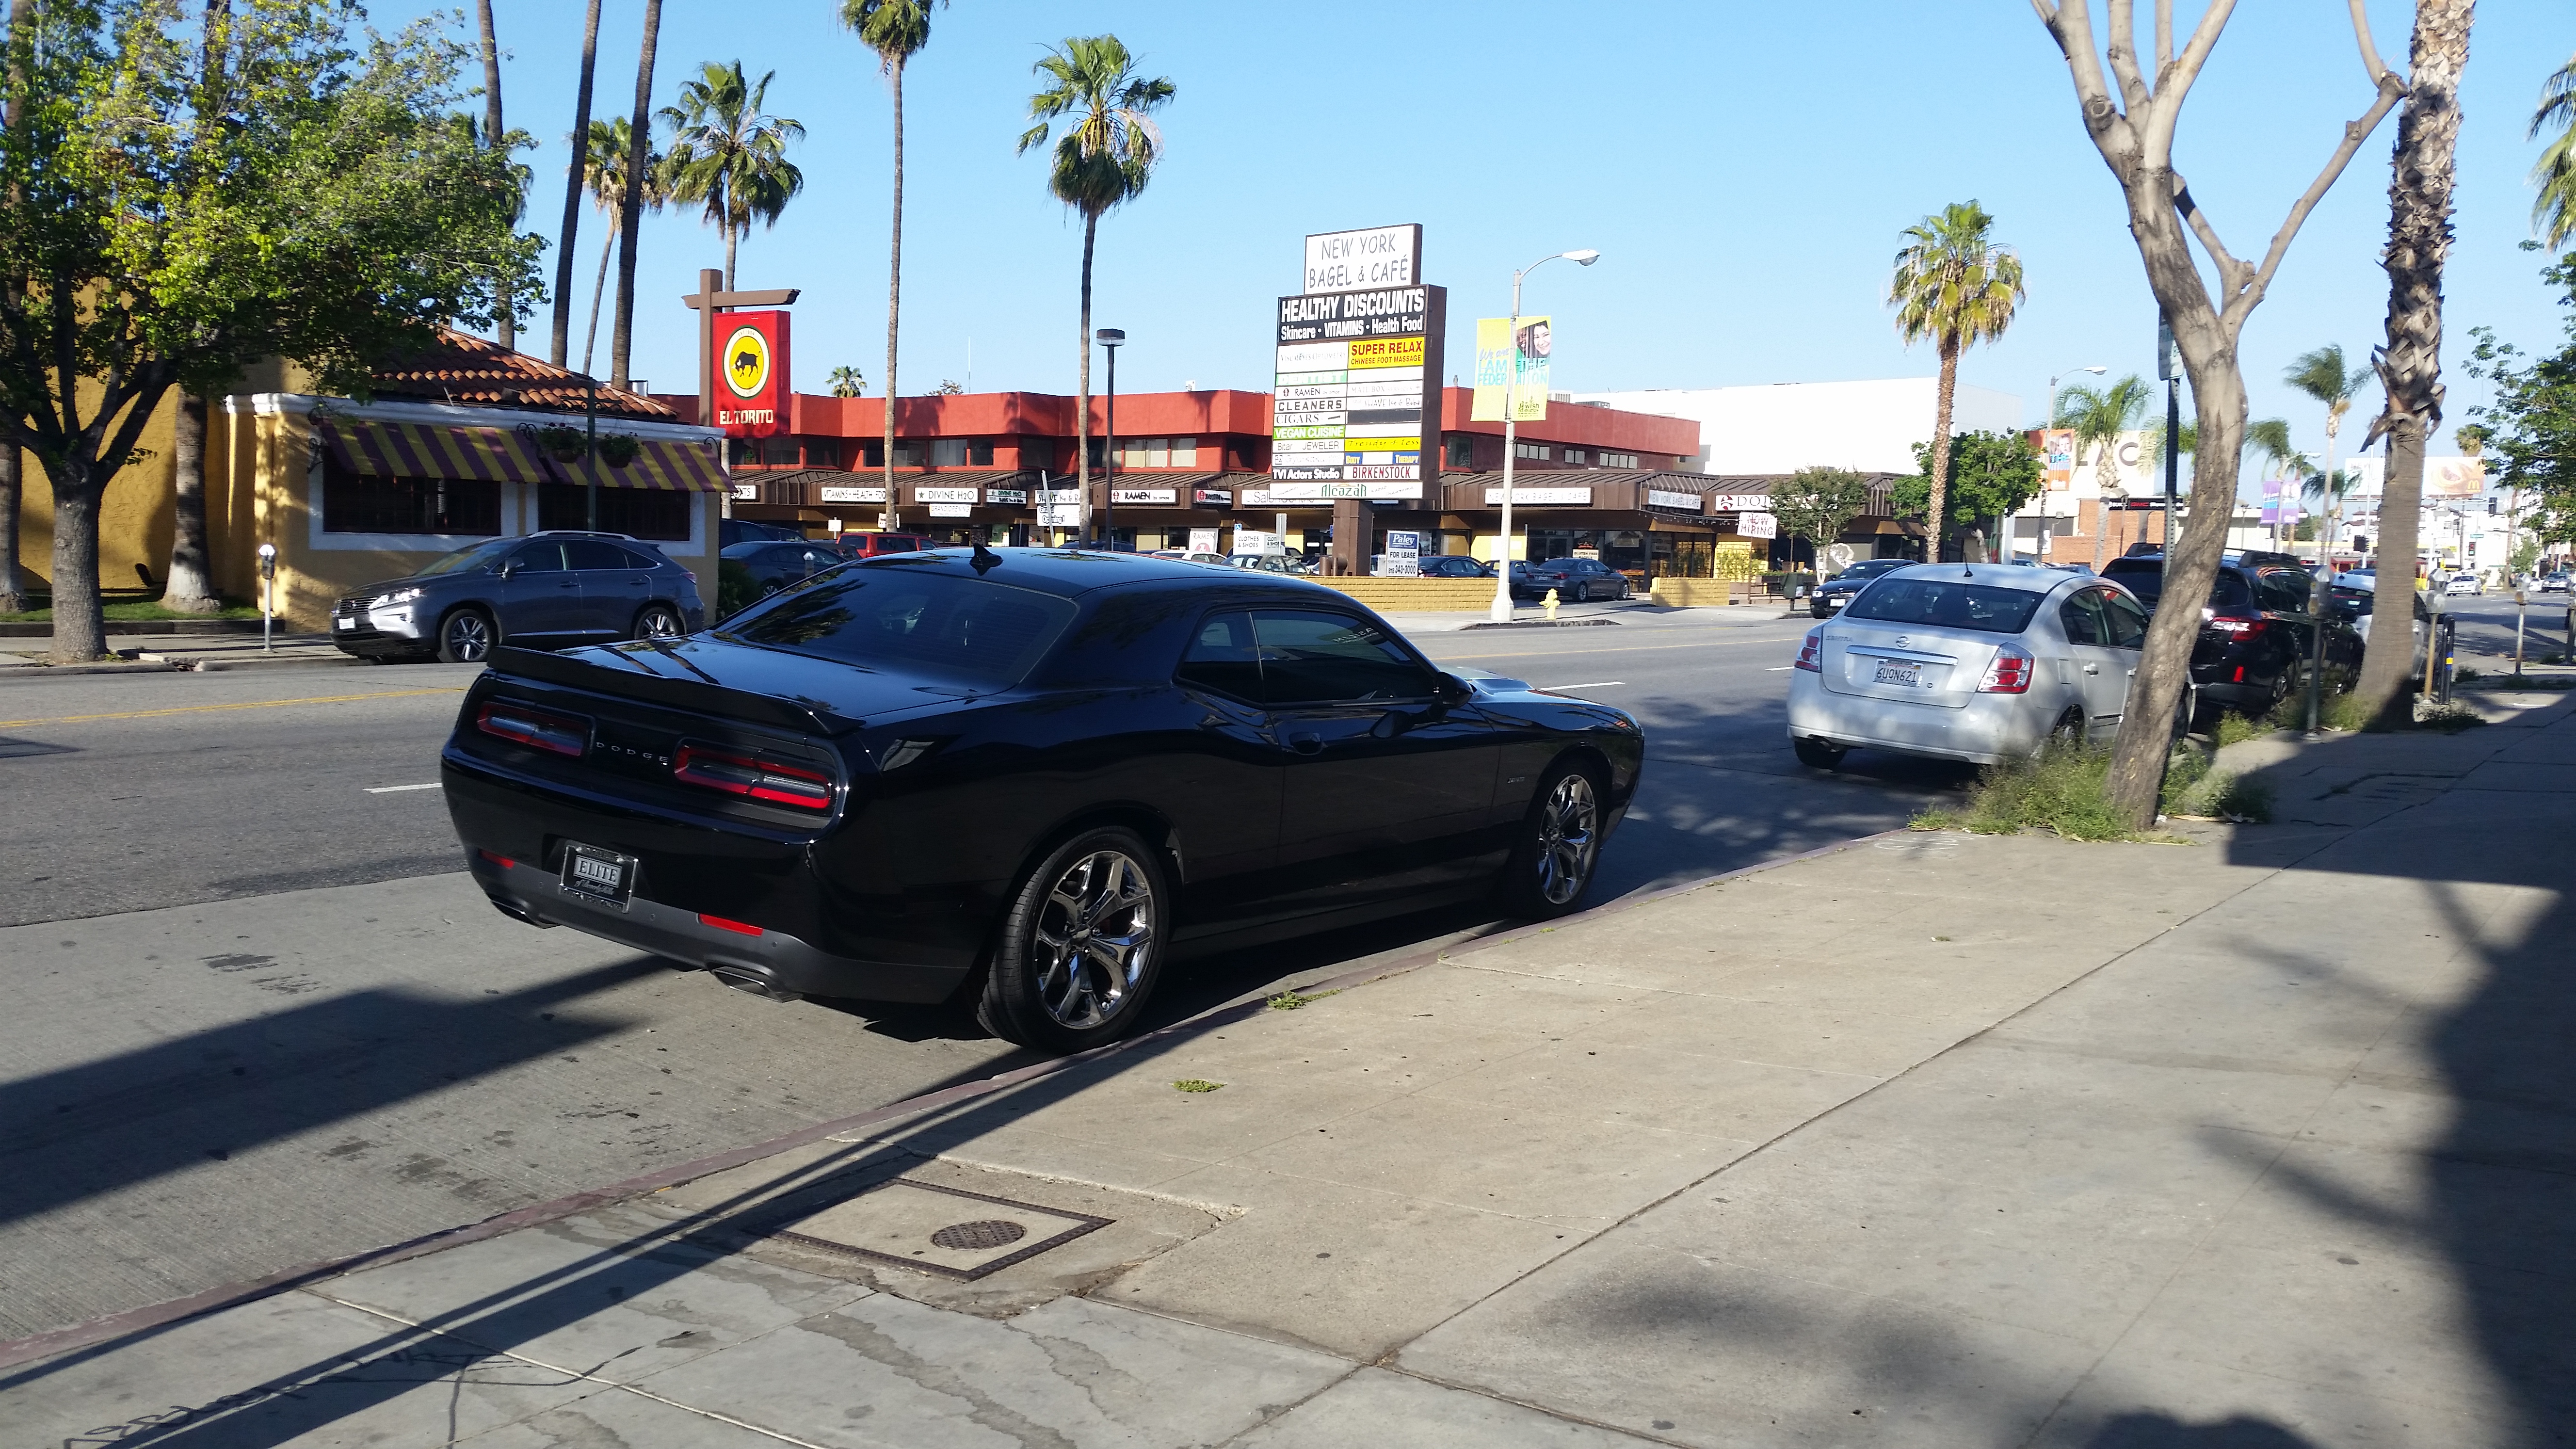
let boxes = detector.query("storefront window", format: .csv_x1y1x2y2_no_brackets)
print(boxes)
1444,434,1475,469
322,472,502,535
538,483,692,540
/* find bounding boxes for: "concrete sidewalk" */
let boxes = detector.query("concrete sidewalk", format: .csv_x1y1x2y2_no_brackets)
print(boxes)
6,700,2571,1447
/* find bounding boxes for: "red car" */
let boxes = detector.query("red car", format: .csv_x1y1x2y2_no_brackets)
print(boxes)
834,531,935,560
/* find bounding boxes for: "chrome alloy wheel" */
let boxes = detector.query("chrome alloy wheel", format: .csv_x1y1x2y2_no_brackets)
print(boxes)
441,611,492,661
1030,849,1157,1030
636,605,684,640
1533,772,1601,907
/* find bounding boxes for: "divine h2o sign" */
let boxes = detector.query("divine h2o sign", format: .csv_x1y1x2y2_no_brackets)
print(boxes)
1270,223,1446,501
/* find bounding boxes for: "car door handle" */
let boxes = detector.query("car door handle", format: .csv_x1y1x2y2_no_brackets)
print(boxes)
2082,663,2101,674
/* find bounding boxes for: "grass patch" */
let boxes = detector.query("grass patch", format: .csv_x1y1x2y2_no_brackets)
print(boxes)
1172,1079,1224,1094
2415,700,2489,733
2212,710,2272,748
1916,741,2263,840
0,598,260,623
1266,988,1340,1011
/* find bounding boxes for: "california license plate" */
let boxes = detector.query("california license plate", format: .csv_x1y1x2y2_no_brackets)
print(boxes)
1873,660,1923,688
560,842,636,909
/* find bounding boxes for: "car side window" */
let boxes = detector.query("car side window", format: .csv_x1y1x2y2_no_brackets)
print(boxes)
564,540,629,571
2058,589,2107,645
2102,590,2150,648
2256,569,2310,612
1175,610,1262,701
508,542,567,573
1251,610,1437,705
616,545,663,569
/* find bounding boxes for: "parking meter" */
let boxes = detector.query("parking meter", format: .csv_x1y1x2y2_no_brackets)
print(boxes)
257,542,277,652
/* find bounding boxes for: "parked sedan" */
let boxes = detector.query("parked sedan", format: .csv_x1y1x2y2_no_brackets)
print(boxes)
1807,557,1910,618
2444,573,2483,597
1787,563,2156,768
1413,555,1493,579
1515,557,1632,602
442,551,1644,1051
721,540,846,600
332,531,707,664
2541,572,2572,594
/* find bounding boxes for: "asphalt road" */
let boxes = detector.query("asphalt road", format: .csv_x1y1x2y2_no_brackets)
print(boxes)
0,608,1970,1340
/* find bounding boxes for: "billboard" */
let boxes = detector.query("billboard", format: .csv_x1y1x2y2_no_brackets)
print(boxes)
1470,316,1552,422
715,310,790,437
1304,224,1420,294
1268,282,1446,500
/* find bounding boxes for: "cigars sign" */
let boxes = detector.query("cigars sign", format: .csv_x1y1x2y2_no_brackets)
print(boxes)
716,309,790,437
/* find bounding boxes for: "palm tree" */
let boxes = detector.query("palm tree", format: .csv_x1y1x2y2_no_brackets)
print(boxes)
2532,55,2576,248
2284,345,2373,565
1018,35,1175,542
2054,374,2153,566
828,365,867,398
577,116,664,377
610,0,661,389
1889,201,2024,559
547,0,603,367
660,61,805,291
474,0,513,351
842,0,947,520
2242,417,2297,549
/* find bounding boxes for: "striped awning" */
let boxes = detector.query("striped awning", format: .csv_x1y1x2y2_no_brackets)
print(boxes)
322,419,554,484
607,438,727,492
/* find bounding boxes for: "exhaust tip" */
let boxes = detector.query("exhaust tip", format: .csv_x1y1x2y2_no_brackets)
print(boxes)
709,963,801,1003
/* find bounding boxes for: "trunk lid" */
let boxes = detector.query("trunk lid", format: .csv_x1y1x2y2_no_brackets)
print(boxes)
1819,623,1998,710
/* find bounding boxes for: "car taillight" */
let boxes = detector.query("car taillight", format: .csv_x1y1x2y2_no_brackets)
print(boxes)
476,701,588,757
1978,645,2034,694
1794,633,1823,671
672,745,835,810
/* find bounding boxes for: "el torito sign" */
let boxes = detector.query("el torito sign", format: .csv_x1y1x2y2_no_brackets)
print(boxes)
715,309,791,437
1270,224,1446,501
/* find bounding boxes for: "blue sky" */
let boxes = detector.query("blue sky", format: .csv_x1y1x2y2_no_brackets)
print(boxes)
414,0,2566,480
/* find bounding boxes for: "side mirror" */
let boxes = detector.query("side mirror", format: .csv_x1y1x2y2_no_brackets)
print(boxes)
1435,672,1472,706
497,559,520,579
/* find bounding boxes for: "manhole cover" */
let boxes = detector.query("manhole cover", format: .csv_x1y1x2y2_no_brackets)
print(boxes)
932,1219,1027,1251
754,1178,1111,1281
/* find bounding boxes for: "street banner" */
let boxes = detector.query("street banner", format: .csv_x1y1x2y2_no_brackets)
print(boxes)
2038,428,2076,490
1470,316,1551,422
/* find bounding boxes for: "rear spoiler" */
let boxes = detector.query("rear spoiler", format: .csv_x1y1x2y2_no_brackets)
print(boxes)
487,645,866,736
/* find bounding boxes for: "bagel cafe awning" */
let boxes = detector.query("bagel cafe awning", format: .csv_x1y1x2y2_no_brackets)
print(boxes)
320,418,725,492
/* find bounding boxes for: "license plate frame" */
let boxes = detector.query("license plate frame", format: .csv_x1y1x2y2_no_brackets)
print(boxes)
559,842,637,910
1872,659,1923,688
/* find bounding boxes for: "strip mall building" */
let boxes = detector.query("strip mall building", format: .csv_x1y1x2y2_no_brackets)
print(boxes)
680,385,1912,579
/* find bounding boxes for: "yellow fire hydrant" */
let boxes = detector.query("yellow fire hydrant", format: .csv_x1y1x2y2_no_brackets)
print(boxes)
1542,586,1561,622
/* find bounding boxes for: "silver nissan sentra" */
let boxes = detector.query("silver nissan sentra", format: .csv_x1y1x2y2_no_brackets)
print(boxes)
1785,563,2155,769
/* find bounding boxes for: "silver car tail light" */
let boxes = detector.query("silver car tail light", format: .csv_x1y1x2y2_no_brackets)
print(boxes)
1794,632,1822,672
1977,644,2035,694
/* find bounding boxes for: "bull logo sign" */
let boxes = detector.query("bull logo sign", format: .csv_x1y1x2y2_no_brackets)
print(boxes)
713,309,789,436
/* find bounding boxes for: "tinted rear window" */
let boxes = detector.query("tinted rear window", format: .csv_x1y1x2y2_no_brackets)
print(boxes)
2100,562,2253,610
716,567,1075,687
1843,579,2045,634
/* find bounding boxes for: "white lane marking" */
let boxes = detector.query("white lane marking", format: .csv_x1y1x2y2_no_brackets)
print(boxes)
365,782,442,794
1542,681,1626,691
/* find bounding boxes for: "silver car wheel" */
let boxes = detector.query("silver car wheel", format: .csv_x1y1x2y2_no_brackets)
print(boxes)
1030,849,1157,1030
636,605,684,640
1533,772,1601,907
441,611,492,662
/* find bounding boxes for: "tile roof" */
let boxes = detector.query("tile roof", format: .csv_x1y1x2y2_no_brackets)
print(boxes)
367,327,676,421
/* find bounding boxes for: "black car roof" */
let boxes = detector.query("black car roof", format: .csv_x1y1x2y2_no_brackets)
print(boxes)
840,547,1348,603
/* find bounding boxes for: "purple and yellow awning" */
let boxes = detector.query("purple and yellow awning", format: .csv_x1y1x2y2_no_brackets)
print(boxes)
321,419,725,493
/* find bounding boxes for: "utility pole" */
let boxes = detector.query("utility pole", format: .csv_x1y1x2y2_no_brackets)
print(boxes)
2158,316,2180,552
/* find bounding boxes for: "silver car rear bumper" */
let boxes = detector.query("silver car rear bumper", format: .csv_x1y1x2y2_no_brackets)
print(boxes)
1786,671,2062,766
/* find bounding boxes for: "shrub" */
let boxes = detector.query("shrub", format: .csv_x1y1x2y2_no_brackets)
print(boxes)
716,559,759,620
1953,743,2140,841
2415,700,2488,733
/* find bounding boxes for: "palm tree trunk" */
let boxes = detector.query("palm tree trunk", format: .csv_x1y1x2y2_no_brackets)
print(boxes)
0,0,26,615
548,0,601,368
610,0,661,388
583,207,617,375
723,220,737,293
2356,0,2474,726
162,388,218,612
1927,343,1959,560
475,0,511,352
882,54,903,531
1077,210,1097,545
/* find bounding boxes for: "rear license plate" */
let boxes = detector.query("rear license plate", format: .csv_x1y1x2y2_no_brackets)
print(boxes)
560,842,636,910
1873,660,1923,688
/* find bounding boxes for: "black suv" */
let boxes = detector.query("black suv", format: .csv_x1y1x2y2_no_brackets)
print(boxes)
2099,551,2362,721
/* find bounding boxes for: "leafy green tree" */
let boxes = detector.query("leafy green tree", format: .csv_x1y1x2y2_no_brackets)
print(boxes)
660,60,803,291
2285,343,2374,566
1899,431,2042,557
2531,56,2576,249
1767,467,1874,578
1018,35,1174,539
842,0,947,519
2464,251,2576,547
0,0,540,661
1888,201,2023,553
577,115,664,377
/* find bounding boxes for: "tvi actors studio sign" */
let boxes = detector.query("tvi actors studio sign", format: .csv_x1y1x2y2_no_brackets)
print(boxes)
1269,223,1447,501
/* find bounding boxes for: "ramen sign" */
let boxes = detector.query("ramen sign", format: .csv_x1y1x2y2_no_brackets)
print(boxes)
715,309,791,437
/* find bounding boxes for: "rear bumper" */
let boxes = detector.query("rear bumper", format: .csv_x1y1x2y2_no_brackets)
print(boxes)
1786,674,2052,766
465,850,965,1004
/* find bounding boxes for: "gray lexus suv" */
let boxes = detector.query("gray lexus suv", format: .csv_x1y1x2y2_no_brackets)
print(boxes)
331,531,708,664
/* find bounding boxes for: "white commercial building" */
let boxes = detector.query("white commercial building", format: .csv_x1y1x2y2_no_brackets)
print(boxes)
1569,378,2025,476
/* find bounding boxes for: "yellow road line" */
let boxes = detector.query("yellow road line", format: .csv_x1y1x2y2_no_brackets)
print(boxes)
1424,634,1797,663
0,687,467,730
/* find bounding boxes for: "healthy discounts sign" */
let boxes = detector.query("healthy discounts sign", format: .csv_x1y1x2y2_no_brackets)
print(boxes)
716,309,790,437
1269,230,1446,501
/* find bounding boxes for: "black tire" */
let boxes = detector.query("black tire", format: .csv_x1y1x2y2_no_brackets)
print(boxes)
1499,759,1608,918
435,607,495,664
1793,736,1848,770
976,826,1169,1052
2046,708,2084,751
633,602,685,642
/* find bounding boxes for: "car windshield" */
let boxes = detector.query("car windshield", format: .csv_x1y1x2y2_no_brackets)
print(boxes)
1836,560,1903,580
1841,578,2045,634
715,565,1077,687
413,539,518,577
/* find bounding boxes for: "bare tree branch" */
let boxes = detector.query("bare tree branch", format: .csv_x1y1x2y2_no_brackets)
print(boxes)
2155,0,2173,77
2046,0,2128,149
2226,75,2407,329
2170,173,2249,287
2347,0,2399,85
2138,0,2238,169
2028,0,2059,25
2105,0,2152,112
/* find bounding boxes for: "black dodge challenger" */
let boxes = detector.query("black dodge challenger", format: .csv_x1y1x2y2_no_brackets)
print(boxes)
443,548,1644,1051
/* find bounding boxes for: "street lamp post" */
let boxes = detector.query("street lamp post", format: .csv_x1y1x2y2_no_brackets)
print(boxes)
1490,249,1599,623
1096,329,1125,550
2039,365,2104,565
